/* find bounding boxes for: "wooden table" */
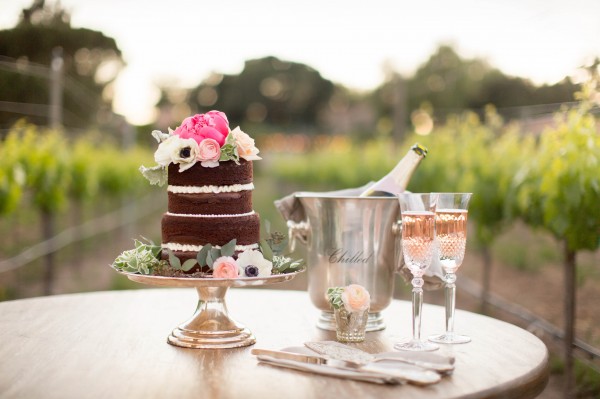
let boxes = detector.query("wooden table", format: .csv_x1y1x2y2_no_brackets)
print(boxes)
0,288,548,398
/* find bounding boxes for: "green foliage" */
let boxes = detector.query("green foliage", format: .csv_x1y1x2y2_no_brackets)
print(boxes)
327,287,345,310
0,121,155,217
513,104,600,251
112,239,164,275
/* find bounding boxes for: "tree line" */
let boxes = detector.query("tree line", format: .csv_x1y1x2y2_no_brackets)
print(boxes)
0,0,589,135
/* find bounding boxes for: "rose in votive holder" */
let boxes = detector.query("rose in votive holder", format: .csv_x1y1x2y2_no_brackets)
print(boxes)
327,284,370,342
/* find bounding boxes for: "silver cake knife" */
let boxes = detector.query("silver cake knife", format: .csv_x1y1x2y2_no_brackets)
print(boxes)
251,348,441,385
305,341,455,374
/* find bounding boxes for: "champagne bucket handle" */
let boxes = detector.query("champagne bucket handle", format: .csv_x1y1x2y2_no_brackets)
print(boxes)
287,220,309,252
392,219,405,272
392,219,402,236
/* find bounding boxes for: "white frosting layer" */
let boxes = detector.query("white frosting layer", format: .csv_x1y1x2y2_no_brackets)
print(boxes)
168,183,254,194
162,242,259,252
166,211,255,218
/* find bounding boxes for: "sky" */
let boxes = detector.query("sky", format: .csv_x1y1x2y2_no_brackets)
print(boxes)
2,0,600,125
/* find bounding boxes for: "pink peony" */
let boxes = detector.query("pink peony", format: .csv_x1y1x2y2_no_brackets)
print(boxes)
212,256,239,278
198,138,221,168
173,111,229,146
341,284,370,312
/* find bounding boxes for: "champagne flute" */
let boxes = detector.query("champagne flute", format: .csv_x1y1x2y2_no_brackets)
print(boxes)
429,193,472,344
394,193,439,352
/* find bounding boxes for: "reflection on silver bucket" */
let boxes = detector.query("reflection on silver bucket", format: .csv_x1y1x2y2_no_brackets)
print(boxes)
286,194,401,331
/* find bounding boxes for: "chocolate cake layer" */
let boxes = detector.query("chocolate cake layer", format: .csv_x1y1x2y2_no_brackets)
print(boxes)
168,160,253,186
167,190,253,215
161,212,260,247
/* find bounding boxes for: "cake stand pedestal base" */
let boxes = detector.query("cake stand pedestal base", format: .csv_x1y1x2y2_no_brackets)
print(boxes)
120,270,303,349
167,286,256,349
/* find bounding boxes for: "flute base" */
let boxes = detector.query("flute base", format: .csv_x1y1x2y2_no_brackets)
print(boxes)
429,332,471,344
394,339,439,352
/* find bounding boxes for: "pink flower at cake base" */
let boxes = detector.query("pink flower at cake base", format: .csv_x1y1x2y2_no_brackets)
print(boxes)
173,111,229,147
212,256,239,278
341,284,370,313
154,135,199,172
231,127,261,161
198,138,221,168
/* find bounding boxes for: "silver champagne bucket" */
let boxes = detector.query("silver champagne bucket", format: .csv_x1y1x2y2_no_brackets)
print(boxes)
286,194,401,331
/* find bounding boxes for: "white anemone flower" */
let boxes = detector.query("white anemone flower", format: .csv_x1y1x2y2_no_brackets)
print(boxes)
154,136,199,172
236,250,272,277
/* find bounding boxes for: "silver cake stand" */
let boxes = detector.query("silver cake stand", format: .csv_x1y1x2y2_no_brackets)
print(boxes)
120,271,304,349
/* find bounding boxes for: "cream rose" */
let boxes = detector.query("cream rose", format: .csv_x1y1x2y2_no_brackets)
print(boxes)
154,135,199,172
231,127,261,161
341,284,370,312
198,138,221,168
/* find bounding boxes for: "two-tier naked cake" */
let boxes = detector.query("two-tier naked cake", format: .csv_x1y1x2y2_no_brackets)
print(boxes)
112,110,302,278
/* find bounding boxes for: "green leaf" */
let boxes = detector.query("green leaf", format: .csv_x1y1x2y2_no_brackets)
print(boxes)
206,251,214,269
220,239,237,257
210,248,221,262
264,220,271,236
181,259,198,272
260,239,274,261
196,244,212,266
168,250,182,270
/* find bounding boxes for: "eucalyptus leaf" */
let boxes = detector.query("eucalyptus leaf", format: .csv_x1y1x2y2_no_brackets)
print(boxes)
260,239,273,261
168,250,182,270
210,248,221,262
181,259,198,272
206,251,214,269
196,244,212,266
220,239,237,257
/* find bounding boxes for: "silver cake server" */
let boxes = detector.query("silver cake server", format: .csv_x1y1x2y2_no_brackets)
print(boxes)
305,341,455,374
251,348,441,385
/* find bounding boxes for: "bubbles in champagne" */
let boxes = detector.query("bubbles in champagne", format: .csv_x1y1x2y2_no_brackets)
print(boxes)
401,211,435,275
435,209,468,271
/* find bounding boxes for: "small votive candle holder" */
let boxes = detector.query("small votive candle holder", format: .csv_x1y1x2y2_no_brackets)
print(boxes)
327,284,371,343
334,307,369,342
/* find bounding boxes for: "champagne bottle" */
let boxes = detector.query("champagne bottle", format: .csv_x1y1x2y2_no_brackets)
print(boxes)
359,143,427,197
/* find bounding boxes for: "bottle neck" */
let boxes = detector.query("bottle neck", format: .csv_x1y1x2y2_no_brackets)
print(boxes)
387,149,424,190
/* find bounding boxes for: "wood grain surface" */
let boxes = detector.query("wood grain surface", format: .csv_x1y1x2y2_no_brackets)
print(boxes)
0,288,548,399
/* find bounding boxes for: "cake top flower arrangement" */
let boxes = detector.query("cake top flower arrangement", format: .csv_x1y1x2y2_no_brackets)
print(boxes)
327,284,371,313
140,110,261,186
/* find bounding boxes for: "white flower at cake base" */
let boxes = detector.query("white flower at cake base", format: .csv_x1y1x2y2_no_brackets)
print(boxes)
212,256,239,278
236,249,272,277
154,135,199,172
231,127,261,161
197,138,221,168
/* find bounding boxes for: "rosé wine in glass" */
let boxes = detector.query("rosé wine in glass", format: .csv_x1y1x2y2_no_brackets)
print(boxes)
429,194,472,345
394,193,439,352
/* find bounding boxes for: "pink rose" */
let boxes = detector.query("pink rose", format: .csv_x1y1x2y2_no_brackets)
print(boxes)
198,138,221,168
212,256,239,278
173,111,229,146
341,284,370,312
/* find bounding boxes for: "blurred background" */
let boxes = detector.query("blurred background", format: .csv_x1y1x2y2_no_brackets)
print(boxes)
1,0,599,396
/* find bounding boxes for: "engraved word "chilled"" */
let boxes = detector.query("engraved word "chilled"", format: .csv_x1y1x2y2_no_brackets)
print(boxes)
328,249,374,264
